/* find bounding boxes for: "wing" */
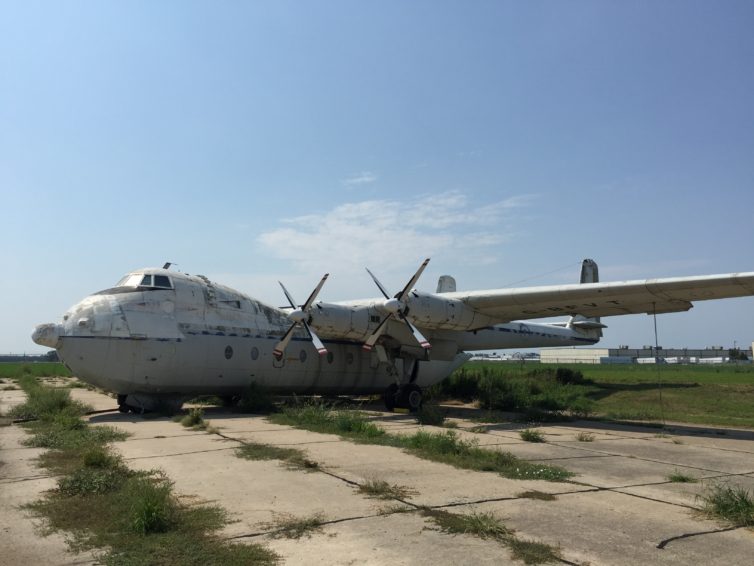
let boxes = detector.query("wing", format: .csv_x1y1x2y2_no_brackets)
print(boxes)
445,272,754,322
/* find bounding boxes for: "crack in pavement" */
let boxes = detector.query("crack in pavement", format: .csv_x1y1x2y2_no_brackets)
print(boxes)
547,440,752,476
656,525,745,549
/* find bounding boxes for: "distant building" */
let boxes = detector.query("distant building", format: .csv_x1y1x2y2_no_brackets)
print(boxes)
540,346,752,364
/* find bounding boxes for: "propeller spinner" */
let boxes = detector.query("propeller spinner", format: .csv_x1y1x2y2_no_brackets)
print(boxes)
362,258,432,352
273,274,329,360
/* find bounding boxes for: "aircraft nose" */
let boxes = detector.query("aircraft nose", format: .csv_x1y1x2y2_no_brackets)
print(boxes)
32,323,63,348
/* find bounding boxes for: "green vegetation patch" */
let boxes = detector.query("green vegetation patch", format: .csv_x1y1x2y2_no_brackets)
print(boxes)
667,470,697,483
235,442,319,471
415,404,446,426
270,402,386,440
519,429,545,443
271,402,573,482
517,490,557,501
421,508,560,564
507,536,562,565
235,382,278,414
435,362,754,428
422,508,509,540
576,432,595,442
357,479,417,500
0,362,71,379
18,375,279,565
262,512,326,539
698,483,754,527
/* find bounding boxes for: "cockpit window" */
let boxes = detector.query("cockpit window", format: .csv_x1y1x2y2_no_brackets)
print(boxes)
116,274,144,287
112,273,173,290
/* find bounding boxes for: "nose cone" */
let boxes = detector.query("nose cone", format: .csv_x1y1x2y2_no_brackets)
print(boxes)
32,323,63,348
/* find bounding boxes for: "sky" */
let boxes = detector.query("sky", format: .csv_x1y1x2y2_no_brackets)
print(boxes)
1,1,753,354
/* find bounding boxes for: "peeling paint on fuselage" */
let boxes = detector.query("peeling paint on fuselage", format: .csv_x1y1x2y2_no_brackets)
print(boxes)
54,269,467,397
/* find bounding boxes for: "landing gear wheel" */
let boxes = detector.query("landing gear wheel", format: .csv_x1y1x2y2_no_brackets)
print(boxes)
384,383,399,412
404,384,423,413
117,394,129,413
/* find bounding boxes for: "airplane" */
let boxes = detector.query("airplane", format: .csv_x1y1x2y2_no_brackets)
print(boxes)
31,259,754,414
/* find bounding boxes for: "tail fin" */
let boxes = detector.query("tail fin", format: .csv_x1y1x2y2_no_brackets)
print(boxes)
436,275,456,293
569,259,606,338
580,258,598,284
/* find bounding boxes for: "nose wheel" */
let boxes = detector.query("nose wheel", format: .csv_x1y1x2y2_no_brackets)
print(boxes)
383,383,423,413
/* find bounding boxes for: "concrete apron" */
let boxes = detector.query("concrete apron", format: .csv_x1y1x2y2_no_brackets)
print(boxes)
5,385,754,565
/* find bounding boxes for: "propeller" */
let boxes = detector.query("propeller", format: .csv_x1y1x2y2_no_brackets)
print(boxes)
362,258,432,352
273,274,329,360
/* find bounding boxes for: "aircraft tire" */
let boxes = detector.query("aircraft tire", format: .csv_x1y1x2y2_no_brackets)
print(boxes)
404,384,423,413
384,384,399,412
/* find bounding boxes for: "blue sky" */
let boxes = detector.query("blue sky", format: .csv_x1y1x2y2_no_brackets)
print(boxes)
2,1,753,354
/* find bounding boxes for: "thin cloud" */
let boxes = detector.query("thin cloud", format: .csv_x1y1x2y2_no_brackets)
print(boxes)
342,171,378,186
257,191,536,284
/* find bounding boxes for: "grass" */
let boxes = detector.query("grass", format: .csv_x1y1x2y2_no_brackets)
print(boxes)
235,442,319,471
698,483,754,526
357,479,417,500
415,404,446,426
576,432,595,442
667,470,697,483
519,429,545,443
0,362,71,379
16,375,280,565
262,512,326,539
507,537,562,564
434,362,754,428
271,402,573,482
179,407,208,430
517,490,557,501
421,508,560,564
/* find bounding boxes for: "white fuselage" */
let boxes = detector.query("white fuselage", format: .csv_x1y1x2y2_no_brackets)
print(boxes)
33,269,599,400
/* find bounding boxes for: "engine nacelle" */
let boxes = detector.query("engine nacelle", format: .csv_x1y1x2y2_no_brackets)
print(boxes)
308,302,373,340
404,291,495,331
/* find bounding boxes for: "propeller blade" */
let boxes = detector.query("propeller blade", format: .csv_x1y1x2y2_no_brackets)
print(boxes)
365,267,391,300
273,324,297,360
278,282,297,309
303,321,328,355
397,258,430,300
274,274,329,359
302,273,329,310
362,315,393,351
403,318,431,350
362,258,432,351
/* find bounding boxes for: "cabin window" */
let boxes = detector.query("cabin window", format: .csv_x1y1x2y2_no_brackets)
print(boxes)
251,347,259,360
153,275,172,288
299,350,307,363
225,346,233,359
326,352,334,364
140,275,153,286
346,352,354,365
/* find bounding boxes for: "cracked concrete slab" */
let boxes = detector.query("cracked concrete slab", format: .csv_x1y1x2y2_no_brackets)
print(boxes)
0,423,97,566
259,511,514,565
5,386,754,566
472,489,754,566
552,437,754,474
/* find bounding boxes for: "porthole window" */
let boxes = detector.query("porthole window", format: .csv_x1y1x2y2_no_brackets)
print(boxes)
224,345,233,359
346,352,354,365
251,347,259,360
326,352,334,364
299,350,307,363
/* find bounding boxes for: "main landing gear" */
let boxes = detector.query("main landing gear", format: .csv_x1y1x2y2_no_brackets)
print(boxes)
117,394,143,414
383,383,423,413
